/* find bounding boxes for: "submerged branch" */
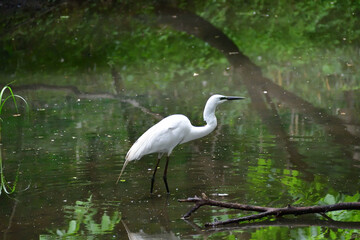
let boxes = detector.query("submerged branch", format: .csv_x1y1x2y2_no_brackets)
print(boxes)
179,194,360,227
12,84,163,120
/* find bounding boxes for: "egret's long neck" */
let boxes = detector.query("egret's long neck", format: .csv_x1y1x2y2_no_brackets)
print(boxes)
181,100,218,144
203,99,218,126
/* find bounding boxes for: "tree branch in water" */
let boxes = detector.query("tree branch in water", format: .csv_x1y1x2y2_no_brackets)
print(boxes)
179,193,360,227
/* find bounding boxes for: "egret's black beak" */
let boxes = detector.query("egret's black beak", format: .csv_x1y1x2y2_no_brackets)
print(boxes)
221,96,245,101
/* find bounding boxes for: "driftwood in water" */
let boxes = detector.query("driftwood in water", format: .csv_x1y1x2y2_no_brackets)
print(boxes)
179,193,360,227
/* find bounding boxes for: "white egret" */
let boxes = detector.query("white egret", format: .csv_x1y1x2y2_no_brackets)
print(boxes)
116,94,245,194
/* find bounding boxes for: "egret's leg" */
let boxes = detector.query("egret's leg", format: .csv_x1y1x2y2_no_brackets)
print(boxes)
151,157,161,194
163,156,170,194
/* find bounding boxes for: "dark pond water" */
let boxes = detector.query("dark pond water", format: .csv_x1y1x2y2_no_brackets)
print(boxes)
1,86,359,239
1,2,360,239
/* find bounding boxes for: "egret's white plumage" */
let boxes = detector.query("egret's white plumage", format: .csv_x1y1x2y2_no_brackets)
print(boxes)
121,114,191,174
116,94,244,193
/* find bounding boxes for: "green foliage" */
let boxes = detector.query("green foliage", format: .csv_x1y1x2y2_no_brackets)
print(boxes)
320,193,360,222
1,0,359,106
40,195,122,238
194,0,360,107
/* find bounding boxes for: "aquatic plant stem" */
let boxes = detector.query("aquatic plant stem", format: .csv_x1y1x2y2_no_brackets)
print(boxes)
0,84,27,195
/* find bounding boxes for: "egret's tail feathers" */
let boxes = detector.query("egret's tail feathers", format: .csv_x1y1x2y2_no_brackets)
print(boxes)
124,143,142,162
116,146,141,184
116,160,129,184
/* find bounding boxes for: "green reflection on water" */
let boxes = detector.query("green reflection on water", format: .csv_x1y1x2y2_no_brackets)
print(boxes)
0,92,358,239
0,1,360,239
40,195,121,238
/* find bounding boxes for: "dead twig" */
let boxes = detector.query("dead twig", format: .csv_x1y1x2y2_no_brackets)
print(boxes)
178,193,360,227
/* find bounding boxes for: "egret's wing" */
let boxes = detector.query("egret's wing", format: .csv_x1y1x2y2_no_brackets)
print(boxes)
126,115,187,160
116,115,190,183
